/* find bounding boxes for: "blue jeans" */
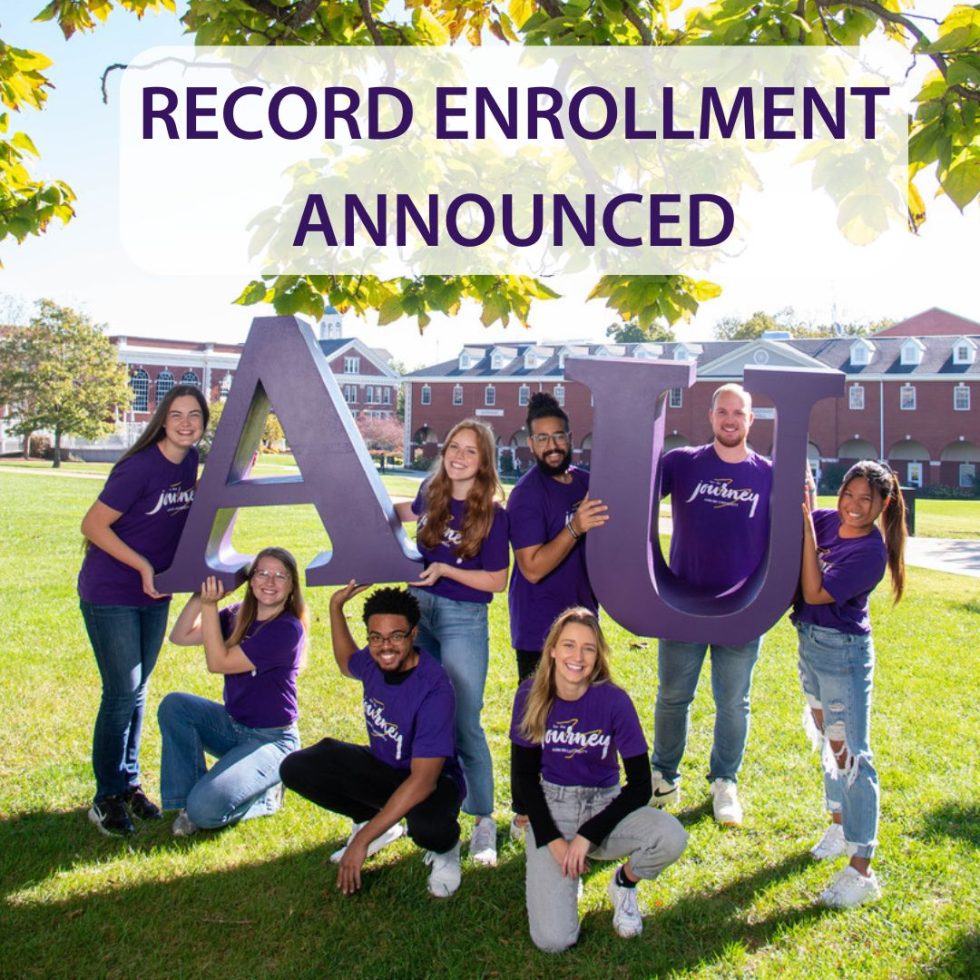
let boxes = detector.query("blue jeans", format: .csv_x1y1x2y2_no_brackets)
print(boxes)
652,636,762,784
81,600,170,802
158,692,299,829
797,623,878,860
410,588,493,817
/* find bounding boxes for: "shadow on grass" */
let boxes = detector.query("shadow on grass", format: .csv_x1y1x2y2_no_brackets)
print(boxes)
915,802,980,848
0,805,835,979
925,928,980,979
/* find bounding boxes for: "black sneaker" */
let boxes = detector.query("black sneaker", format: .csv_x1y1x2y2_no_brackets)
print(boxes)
124,785,162,820
89,796,135,836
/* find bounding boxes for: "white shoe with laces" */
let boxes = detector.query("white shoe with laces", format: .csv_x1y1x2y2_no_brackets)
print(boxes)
330,820,405,864
607,875,643,938
651,770,681,808
469,816,498,866
171,810,198,837
424,841,462,898
818,866,881,908
710,779,743,826
810,822,847,861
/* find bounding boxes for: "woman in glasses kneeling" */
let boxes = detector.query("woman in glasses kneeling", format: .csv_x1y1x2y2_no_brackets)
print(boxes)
511,608,687,952
160,547,308,836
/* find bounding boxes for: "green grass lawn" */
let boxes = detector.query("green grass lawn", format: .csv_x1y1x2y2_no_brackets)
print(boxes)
1,470,978,978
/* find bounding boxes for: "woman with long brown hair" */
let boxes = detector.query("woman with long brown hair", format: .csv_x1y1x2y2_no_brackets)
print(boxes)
511,608,687,952
394,419,510,866
79,384,208,835
796,460,906,908
161,547,308,836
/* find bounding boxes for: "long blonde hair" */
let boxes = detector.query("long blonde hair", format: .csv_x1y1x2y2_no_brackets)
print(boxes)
418,419,502,560
227,547,309,664
520,608,612,743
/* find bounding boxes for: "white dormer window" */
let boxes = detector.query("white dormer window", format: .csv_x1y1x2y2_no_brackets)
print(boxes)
459,352,471,370
900,339,924,366
491,352,504,370
524,351,538,370
673,346,690,361
850,339,874,366
953,337,977,365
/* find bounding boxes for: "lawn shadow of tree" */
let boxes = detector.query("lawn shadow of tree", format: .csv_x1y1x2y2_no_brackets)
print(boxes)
924,927,980,979
914,802,980,848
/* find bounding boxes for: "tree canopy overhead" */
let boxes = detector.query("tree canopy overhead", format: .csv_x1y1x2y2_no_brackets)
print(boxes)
6,1,979,333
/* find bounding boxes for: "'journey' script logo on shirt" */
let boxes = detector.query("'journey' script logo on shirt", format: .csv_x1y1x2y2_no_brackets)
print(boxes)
545,717,612,760
364,697,404,760
686,479,761,518
416,512,462,549
146,482,195,517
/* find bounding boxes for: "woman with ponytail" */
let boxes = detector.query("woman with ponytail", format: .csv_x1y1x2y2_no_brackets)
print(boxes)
161,547,308,836
795,460,906,908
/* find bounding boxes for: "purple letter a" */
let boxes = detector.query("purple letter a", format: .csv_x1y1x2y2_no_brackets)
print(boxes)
565,358,843,645
156,316,420,592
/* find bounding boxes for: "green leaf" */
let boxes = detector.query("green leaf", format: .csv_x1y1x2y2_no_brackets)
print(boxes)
941,154,980,211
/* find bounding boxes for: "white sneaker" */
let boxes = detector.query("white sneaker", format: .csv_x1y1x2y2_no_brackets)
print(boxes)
424,841,462,898
469,816,498,866
710,779,743,826
330,820,405,864
607,875,643,938
810,822,847,861
818,866,881,908
171,810,198,837
509,814,528,842
651,771,681,808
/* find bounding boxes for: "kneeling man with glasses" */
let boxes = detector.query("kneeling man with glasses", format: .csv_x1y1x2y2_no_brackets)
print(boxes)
280,585,464,897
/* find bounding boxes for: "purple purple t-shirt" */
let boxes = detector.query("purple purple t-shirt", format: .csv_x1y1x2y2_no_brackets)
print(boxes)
348,646,465,793
77,444,198,607
507,465,597,651
411,488,509,604
219,605,304,728
792,509,888,635
510,680,647,788
661,445,772,594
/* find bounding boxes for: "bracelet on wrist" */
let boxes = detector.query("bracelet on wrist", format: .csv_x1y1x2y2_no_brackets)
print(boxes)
566,519,580,540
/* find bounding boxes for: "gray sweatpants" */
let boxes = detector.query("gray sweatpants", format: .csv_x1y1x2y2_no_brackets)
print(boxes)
526,781,688,953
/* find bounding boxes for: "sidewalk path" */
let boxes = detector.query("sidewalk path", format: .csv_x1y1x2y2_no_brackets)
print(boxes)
904,537,980,579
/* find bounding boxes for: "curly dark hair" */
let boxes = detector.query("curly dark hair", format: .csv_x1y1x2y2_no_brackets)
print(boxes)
362,587,421,630
526,392,569,433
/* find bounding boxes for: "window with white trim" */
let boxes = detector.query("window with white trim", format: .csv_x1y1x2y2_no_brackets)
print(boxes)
365,387,374,404
452,384,463,406
850,343,870,366
180,370,200,387
954,384,970,411
554,384,565,407
518,384,530,407
420,384,431,406
668,388,683,409
344,356,360,374
959,463,976,488
343,384,357,404
383,387,392,405
155,370,174,403
900,384,916,410
130,369,149,412
849,385,865,410
485,385,496,407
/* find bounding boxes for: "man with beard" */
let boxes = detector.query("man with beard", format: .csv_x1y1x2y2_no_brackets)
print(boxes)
505,393,610,838
650,383,772,827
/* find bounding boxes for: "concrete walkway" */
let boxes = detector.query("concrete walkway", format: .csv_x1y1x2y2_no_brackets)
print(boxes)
904,537,980,579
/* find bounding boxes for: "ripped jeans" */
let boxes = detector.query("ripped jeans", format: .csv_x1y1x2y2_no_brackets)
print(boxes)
796,623,878,860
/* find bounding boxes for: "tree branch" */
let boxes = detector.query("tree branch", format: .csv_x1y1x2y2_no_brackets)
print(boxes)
359,0,385,45
538,0,564,19
622,2,653,45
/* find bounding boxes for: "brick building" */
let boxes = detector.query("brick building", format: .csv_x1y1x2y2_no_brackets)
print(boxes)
0,310,401,459
403,310,979,491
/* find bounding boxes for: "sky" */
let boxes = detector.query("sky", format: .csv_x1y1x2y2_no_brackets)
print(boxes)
2,1,976,368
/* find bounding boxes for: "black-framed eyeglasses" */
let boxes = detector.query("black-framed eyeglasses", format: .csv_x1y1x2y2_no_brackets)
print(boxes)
367,630,412,646
531,432,570,446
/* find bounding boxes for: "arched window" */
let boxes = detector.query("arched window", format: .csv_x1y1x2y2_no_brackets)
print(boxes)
155,370,175,404
180,370,200,387
130,369,149,412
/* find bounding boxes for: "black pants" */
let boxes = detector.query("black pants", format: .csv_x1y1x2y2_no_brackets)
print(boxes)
280,738,461,854
512,649,543,814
